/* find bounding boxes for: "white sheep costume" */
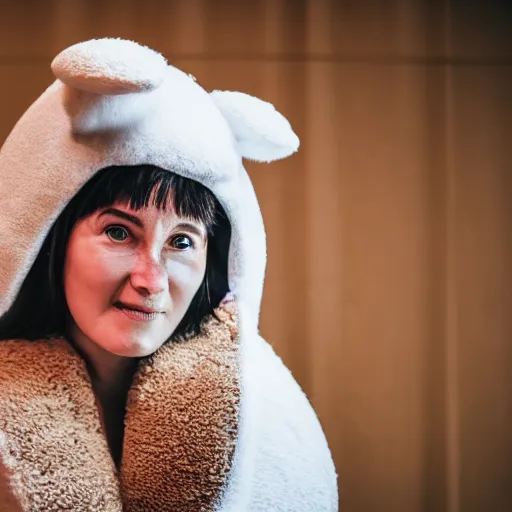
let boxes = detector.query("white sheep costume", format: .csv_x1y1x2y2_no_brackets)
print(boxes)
0,39,338,511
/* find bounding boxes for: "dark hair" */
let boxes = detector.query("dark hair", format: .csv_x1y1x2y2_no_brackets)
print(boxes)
0,165,231,342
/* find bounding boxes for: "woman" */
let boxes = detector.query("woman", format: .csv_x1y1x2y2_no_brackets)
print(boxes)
0,39,338,511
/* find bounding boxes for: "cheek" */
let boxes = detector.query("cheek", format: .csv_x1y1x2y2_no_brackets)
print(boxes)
166,256,207,301
64,238,130,307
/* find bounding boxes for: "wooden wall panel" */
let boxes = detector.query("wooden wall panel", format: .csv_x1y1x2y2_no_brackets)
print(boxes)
305,61,450,511
0,0,450,60
449,1,512,60
0,63,54,143
450,65,512,511
1,1,511,510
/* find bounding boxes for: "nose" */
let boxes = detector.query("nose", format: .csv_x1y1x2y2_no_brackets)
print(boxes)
130,252,167,296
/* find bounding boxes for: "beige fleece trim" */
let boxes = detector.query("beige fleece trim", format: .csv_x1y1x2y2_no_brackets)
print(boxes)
0,338,122,511
121,300,240,511
0,301,240,511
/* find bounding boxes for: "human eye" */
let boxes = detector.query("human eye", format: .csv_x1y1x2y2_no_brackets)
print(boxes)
170,234,194,250
104,225,131,243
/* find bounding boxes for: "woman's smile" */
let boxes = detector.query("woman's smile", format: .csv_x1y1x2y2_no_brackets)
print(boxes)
113,304,163,322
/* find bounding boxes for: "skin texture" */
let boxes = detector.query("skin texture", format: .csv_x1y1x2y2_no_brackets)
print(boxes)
63,195,208,466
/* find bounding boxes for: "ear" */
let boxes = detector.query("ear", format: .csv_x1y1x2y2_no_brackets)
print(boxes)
210,90,299,162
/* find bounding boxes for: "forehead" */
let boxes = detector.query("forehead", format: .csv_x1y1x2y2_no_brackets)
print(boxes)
100,201,205,231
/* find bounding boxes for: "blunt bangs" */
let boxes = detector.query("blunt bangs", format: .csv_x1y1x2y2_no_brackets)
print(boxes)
73,165,219,233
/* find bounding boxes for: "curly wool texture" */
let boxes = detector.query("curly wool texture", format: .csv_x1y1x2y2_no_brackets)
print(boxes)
0,302,239,512
0,340,122,511
121,302,240,512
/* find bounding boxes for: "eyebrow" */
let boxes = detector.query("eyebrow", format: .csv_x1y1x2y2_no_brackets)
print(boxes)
99,208,143,227
98,208,207,238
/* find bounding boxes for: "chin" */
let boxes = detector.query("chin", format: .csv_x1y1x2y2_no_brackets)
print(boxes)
105,336,163,358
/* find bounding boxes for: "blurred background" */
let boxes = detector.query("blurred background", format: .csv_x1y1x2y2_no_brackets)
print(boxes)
1,0,511,510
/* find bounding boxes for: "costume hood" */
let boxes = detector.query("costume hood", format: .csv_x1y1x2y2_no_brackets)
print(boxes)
0,39,338,511
0,37,299,328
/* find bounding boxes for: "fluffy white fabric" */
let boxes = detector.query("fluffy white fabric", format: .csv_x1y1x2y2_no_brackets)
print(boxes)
219,329,339,511
250,335,338,511
0,38,338,511
51,38,168,94
210,90,300,162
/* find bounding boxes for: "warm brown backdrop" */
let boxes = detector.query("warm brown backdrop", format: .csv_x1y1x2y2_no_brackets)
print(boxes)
1,1,511,510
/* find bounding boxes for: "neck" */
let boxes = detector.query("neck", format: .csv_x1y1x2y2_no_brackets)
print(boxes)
67,324,138,402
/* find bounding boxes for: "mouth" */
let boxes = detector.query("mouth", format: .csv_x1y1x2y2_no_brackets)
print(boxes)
113,301,163,322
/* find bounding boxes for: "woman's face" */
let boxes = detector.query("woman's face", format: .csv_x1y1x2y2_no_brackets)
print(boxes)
63,198,208,358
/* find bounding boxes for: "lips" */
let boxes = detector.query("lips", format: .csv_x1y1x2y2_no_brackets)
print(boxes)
114,301,162,314
113,301,163,323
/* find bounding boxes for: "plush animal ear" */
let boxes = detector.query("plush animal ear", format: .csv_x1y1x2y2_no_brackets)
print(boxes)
210,90,299,162
51,38,168,95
